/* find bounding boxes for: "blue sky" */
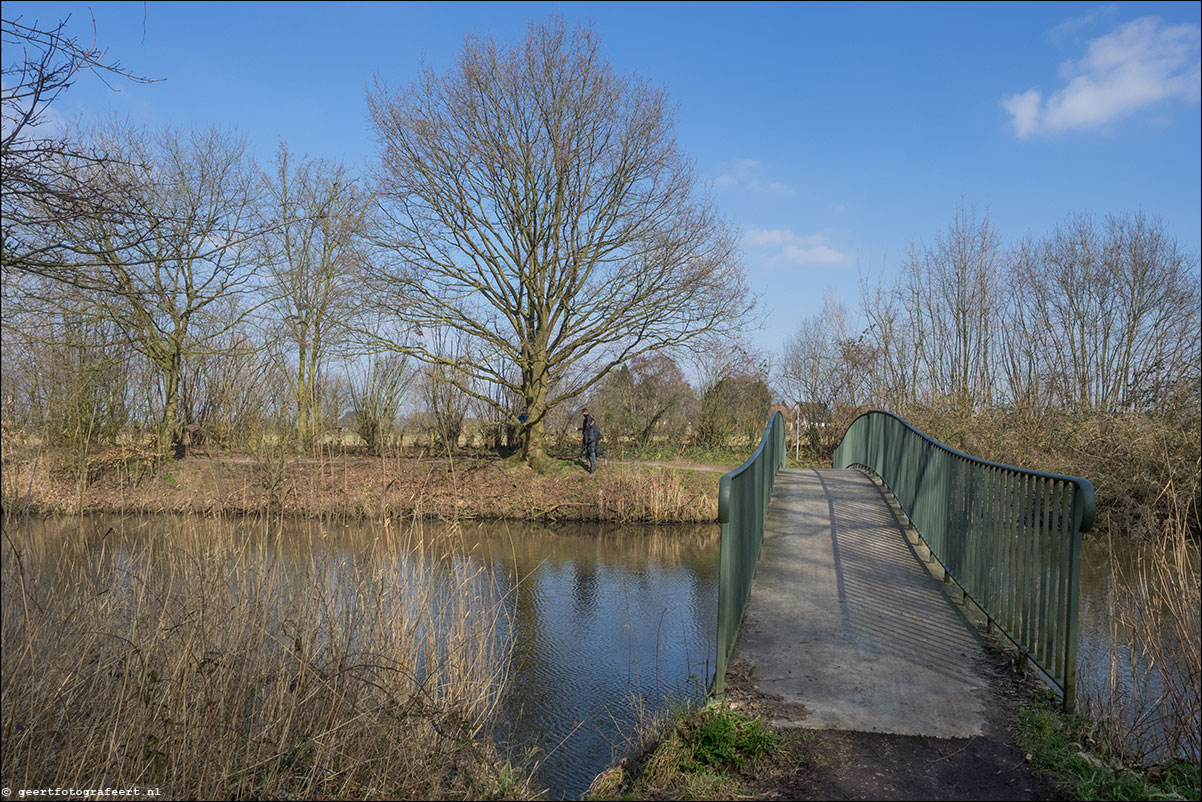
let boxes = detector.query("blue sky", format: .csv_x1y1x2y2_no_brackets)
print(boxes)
6,1,1201,359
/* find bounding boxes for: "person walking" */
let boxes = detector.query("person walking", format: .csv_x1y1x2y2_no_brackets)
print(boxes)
580,408,600,474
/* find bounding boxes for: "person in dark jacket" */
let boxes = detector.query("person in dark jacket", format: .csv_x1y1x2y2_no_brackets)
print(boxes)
580,408,600,474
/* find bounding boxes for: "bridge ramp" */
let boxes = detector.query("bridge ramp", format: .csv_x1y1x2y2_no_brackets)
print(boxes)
727,468,992,737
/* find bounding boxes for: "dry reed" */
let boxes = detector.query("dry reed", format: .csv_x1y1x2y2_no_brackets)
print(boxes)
1079,505,1201,765
1,514,532,799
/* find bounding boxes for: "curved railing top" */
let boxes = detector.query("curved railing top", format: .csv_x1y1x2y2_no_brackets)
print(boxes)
839,409,1096,533
718,409,784,524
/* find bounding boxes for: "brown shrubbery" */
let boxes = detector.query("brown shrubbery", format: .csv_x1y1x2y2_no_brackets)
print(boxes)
902,407,1201,543
0,444,720,524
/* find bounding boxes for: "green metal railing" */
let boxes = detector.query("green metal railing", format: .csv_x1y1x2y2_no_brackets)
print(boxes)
713,409,786,696
834,410,1096,710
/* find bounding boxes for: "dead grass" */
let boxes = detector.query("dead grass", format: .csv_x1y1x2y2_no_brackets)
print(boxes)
1079,525,1201,765
902,408,1201,543
1,445,720,523
1,514,537,799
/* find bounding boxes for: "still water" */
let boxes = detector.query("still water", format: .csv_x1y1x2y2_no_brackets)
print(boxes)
481,520,719,798
5,514,719,800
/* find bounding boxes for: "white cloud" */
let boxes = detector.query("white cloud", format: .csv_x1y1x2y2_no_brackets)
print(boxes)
1049,4,1117,40
1001,89,1042,138
743,227,793,247
1002,16,1201,138
713,158,795,196
729,158,761,173
782,242,849,264
742,225,851,266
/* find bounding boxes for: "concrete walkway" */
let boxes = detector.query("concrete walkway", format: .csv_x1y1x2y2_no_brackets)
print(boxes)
726,468,993,738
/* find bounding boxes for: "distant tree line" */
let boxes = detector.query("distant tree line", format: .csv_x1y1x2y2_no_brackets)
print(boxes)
779,205,1201,458
1,16,758,463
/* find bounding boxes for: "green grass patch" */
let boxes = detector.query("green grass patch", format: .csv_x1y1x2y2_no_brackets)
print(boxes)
674,704,781,772
589,701,787,801
1015,690,1201,801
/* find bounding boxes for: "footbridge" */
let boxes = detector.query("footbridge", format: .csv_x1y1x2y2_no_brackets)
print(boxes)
713,410,1095,736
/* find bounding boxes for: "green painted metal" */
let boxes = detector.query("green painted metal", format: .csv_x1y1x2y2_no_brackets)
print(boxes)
834,410,1095,711
713,409,786,696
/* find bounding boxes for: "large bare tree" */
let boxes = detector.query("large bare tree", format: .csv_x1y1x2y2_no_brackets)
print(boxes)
366,18,754,465
1007,212,1200,413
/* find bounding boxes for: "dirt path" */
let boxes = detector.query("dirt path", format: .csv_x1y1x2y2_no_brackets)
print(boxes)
725,644,1061,801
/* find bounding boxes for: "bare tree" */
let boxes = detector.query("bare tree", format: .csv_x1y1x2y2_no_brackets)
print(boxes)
348,354,415,455
419,325,473,452
1007,212,1200,413
860,272,919,409
258,143,369,449
2,13,155,284
779,292,873,454
861,204,1003,411
590,353,696,448
178,312,270,451
365,18,754,466
901,205,1002,409
1107,214,1201,412
0,276,134,446
590,365,638,444
31,120,263,454
699,369,773,448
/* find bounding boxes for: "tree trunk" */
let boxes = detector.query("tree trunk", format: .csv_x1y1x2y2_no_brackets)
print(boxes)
521,417,547,463
519,339,552,466
162,355,184,457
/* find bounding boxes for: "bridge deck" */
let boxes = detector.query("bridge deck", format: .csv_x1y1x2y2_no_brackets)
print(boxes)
726,468,993,737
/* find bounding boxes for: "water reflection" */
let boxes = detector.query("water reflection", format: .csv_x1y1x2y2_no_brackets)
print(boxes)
473,521,719,797
6,514,719,800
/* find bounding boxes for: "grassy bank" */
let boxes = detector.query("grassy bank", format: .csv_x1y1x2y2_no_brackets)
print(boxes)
1015,690,1201,801
0,515,538,800
0,446,720,523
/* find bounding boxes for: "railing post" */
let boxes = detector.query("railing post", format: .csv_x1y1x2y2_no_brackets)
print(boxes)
1062,485,1087,713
